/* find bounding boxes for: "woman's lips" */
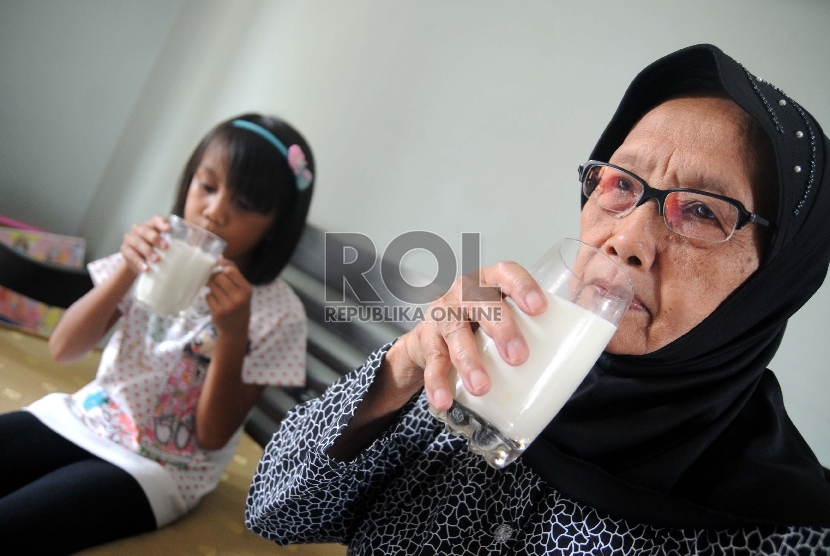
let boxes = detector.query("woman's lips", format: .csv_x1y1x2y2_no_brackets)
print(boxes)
629,295,649,314
583,275,651,317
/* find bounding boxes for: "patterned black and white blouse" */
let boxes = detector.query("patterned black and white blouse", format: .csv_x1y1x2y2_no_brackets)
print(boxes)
246,344,830,555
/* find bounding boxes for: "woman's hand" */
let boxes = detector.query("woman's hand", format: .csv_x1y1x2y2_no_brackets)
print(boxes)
390,261,548,412
328,261,547,461
120,215,171,276
206,258,252,339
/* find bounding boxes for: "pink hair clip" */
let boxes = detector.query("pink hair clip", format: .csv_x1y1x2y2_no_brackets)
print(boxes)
288,144,313,191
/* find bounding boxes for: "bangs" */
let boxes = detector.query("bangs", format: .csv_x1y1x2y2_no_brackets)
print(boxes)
220,127,296,217
173,113,315,285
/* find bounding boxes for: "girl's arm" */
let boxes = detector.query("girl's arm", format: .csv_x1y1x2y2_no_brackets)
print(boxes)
49,262,133,362
49,216,171,363
196,261,265,450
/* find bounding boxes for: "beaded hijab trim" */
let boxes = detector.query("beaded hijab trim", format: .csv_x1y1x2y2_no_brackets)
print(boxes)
741,66,817,217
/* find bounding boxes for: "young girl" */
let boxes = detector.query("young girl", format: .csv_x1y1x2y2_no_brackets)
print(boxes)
0,114,314,554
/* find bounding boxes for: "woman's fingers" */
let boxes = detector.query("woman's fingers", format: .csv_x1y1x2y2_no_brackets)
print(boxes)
436,261,545,372
472,261,546,366
383,261,547,410
420,325,455,410
400,261,547,408
437,317,489,397
481,261,547,316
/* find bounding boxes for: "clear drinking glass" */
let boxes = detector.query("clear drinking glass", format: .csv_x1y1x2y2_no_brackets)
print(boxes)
132,215,226,318
429,238,633,468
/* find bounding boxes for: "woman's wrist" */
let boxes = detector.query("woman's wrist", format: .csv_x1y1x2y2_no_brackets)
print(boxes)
376,340,425,413
326,342,422,461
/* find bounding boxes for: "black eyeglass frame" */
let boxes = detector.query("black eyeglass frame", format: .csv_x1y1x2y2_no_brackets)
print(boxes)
578,160,772,240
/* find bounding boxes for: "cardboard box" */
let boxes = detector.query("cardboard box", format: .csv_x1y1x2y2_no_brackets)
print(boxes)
0,226,86,269
0,223,87,336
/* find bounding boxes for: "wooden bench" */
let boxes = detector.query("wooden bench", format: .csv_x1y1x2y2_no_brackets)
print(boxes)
245,224,415,446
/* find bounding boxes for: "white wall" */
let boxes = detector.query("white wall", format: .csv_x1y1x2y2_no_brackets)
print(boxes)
2,0,829,464
0,0,183,235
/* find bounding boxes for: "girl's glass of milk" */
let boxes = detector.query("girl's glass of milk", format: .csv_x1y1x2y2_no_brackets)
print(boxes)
429,238,633,469
132,215,226,318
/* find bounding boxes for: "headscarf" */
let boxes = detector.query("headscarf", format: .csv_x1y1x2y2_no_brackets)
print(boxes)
521,44,830,529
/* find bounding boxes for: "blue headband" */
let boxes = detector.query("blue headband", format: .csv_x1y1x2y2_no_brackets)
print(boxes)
231,119,313,191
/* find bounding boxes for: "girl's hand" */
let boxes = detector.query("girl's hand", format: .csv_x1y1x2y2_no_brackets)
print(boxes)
385,261,548,412
206,257,252,339
197,257,259,449
120,215,171,276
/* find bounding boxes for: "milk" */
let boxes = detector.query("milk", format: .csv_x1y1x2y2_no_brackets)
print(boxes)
452,291,617,444
133,238,218,317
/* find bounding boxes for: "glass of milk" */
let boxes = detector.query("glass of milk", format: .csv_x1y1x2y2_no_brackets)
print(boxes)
429,238,633,468
132,215,226,318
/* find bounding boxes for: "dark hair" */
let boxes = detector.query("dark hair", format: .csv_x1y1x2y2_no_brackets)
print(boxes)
171,114,315,285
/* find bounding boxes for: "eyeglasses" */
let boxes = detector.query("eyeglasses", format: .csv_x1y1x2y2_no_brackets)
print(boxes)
579,160,771,242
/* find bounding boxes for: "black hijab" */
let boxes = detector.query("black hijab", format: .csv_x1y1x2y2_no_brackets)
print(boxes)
521,44,830,529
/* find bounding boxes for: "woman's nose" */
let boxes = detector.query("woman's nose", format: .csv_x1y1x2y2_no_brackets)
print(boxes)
601,202,661,271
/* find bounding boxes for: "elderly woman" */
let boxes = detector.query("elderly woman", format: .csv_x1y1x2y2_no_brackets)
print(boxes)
246,45,830,553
